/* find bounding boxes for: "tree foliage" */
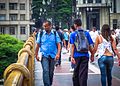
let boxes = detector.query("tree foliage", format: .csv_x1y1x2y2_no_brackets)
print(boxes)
32,0,72,28
0,34,23,78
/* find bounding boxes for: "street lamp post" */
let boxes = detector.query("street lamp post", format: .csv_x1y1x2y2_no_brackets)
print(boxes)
76,7,81,18
41,0,48,21
41,0,54,26
105,0,112,26
76,7,79,18
39,7,46,21
39,8,42,17
72,0,76,24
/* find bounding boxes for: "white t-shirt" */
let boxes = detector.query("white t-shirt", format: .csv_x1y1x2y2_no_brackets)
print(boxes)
89,31,99,43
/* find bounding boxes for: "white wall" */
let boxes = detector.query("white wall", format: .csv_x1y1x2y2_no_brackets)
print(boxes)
116,0,120,13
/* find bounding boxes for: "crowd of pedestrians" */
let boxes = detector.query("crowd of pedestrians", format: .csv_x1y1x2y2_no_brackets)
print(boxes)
34,18,120,86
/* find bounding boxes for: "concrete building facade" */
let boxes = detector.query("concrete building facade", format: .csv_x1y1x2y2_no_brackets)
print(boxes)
0,0,34,41
76,0,120,30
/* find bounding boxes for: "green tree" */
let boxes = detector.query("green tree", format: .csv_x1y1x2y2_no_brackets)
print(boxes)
32,0,72,28
0,34,23,79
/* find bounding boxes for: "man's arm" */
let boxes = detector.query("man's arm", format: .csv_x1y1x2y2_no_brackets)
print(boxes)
55,43,61,60
89,44,94,62
71,44,76,64
63,39,66,48
35,43,40,61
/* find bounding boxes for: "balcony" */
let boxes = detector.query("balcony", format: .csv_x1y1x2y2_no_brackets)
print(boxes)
77,3,110,8
0,20,33,25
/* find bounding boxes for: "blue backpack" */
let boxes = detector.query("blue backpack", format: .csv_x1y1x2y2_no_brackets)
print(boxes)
74,30,89,52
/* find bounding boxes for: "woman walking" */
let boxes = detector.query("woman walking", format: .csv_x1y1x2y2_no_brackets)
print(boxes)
92,24,120,86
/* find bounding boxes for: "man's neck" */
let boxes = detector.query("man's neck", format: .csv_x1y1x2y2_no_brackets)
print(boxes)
76,26,82,30
45,30,51,34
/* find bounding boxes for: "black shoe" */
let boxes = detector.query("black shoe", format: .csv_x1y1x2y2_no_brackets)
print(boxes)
55,63,59,67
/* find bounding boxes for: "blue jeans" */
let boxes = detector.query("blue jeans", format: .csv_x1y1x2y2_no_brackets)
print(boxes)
71,62,76,69
41,56,55,86
98,55,114,86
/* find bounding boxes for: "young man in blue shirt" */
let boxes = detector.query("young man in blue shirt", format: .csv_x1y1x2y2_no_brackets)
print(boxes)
35,20,61,86
70,19,94,86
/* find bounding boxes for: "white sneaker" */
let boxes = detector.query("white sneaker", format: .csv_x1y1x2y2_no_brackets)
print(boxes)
69,68,74,72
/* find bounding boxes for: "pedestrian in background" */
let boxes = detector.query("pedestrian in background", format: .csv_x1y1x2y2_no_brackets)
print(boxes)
89,27,99,43
70,19,94,86
63,29,69,51
35,20,61,86
55,26,66,66
92,24,120,86
32,27,39,40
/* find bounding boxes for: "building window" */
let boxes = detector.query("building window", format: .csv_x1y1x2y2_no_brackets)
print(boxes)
0,3,5,10
9,3,17,10
20,14,25,20
72,0,76,6
9,14,17,21
20,3,25,10
113,0,116,13
113,19,117,29
20,26,26,34
0,14,6,20
9,27,15,35
76,0,78,5
88,0,93,3
0,26,5,34
83,0,86,3
96,0,101,3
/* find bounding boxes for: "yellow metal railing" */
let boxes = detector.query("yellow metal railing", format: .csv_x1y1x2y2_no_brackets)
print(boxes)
3,33,35,86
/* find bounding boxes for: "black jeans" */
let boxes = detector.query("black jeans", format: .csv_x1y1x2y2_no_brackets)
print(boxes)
73,56,89,86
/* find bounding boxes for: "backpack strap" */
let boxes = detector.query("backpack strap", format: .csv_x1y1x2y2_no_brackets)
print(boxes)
40,30,43,44
40,30,57,44
54,31,57,44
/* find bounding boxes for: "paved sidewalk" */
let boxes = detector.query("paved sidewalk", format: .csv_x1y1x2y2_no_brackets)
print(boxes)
34,59,44,86
34,48,120,86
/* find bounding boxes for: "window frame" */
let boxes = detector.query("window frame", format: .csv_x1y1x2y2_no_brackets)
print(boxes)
9,14,18,21
20,3,25,10
0,3,5,10
0,26,5,34
9,27,15,35
9,3,17,10
20,26,26,34
96,0,101,3
0,14,6,20
113,19,117,29
20,14,25,20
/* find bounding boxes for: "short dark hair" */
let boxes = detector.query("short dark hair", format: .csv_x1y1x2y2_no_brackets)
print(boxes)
93,27,96,29
71,25,76,31
55,26,59,31
74,19,82,26
44,20,51,26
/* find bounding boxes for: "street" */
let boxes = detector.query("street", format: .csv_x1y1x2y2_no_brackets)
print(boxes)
34,48,120,86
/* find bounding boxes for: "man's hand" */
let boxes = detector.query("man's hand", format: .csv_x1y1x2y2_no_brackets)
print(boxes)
55,53,60,60
118,58,120,66
118,60,120,66
71,56,76,64
36,55,40,61
90,55,94,62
